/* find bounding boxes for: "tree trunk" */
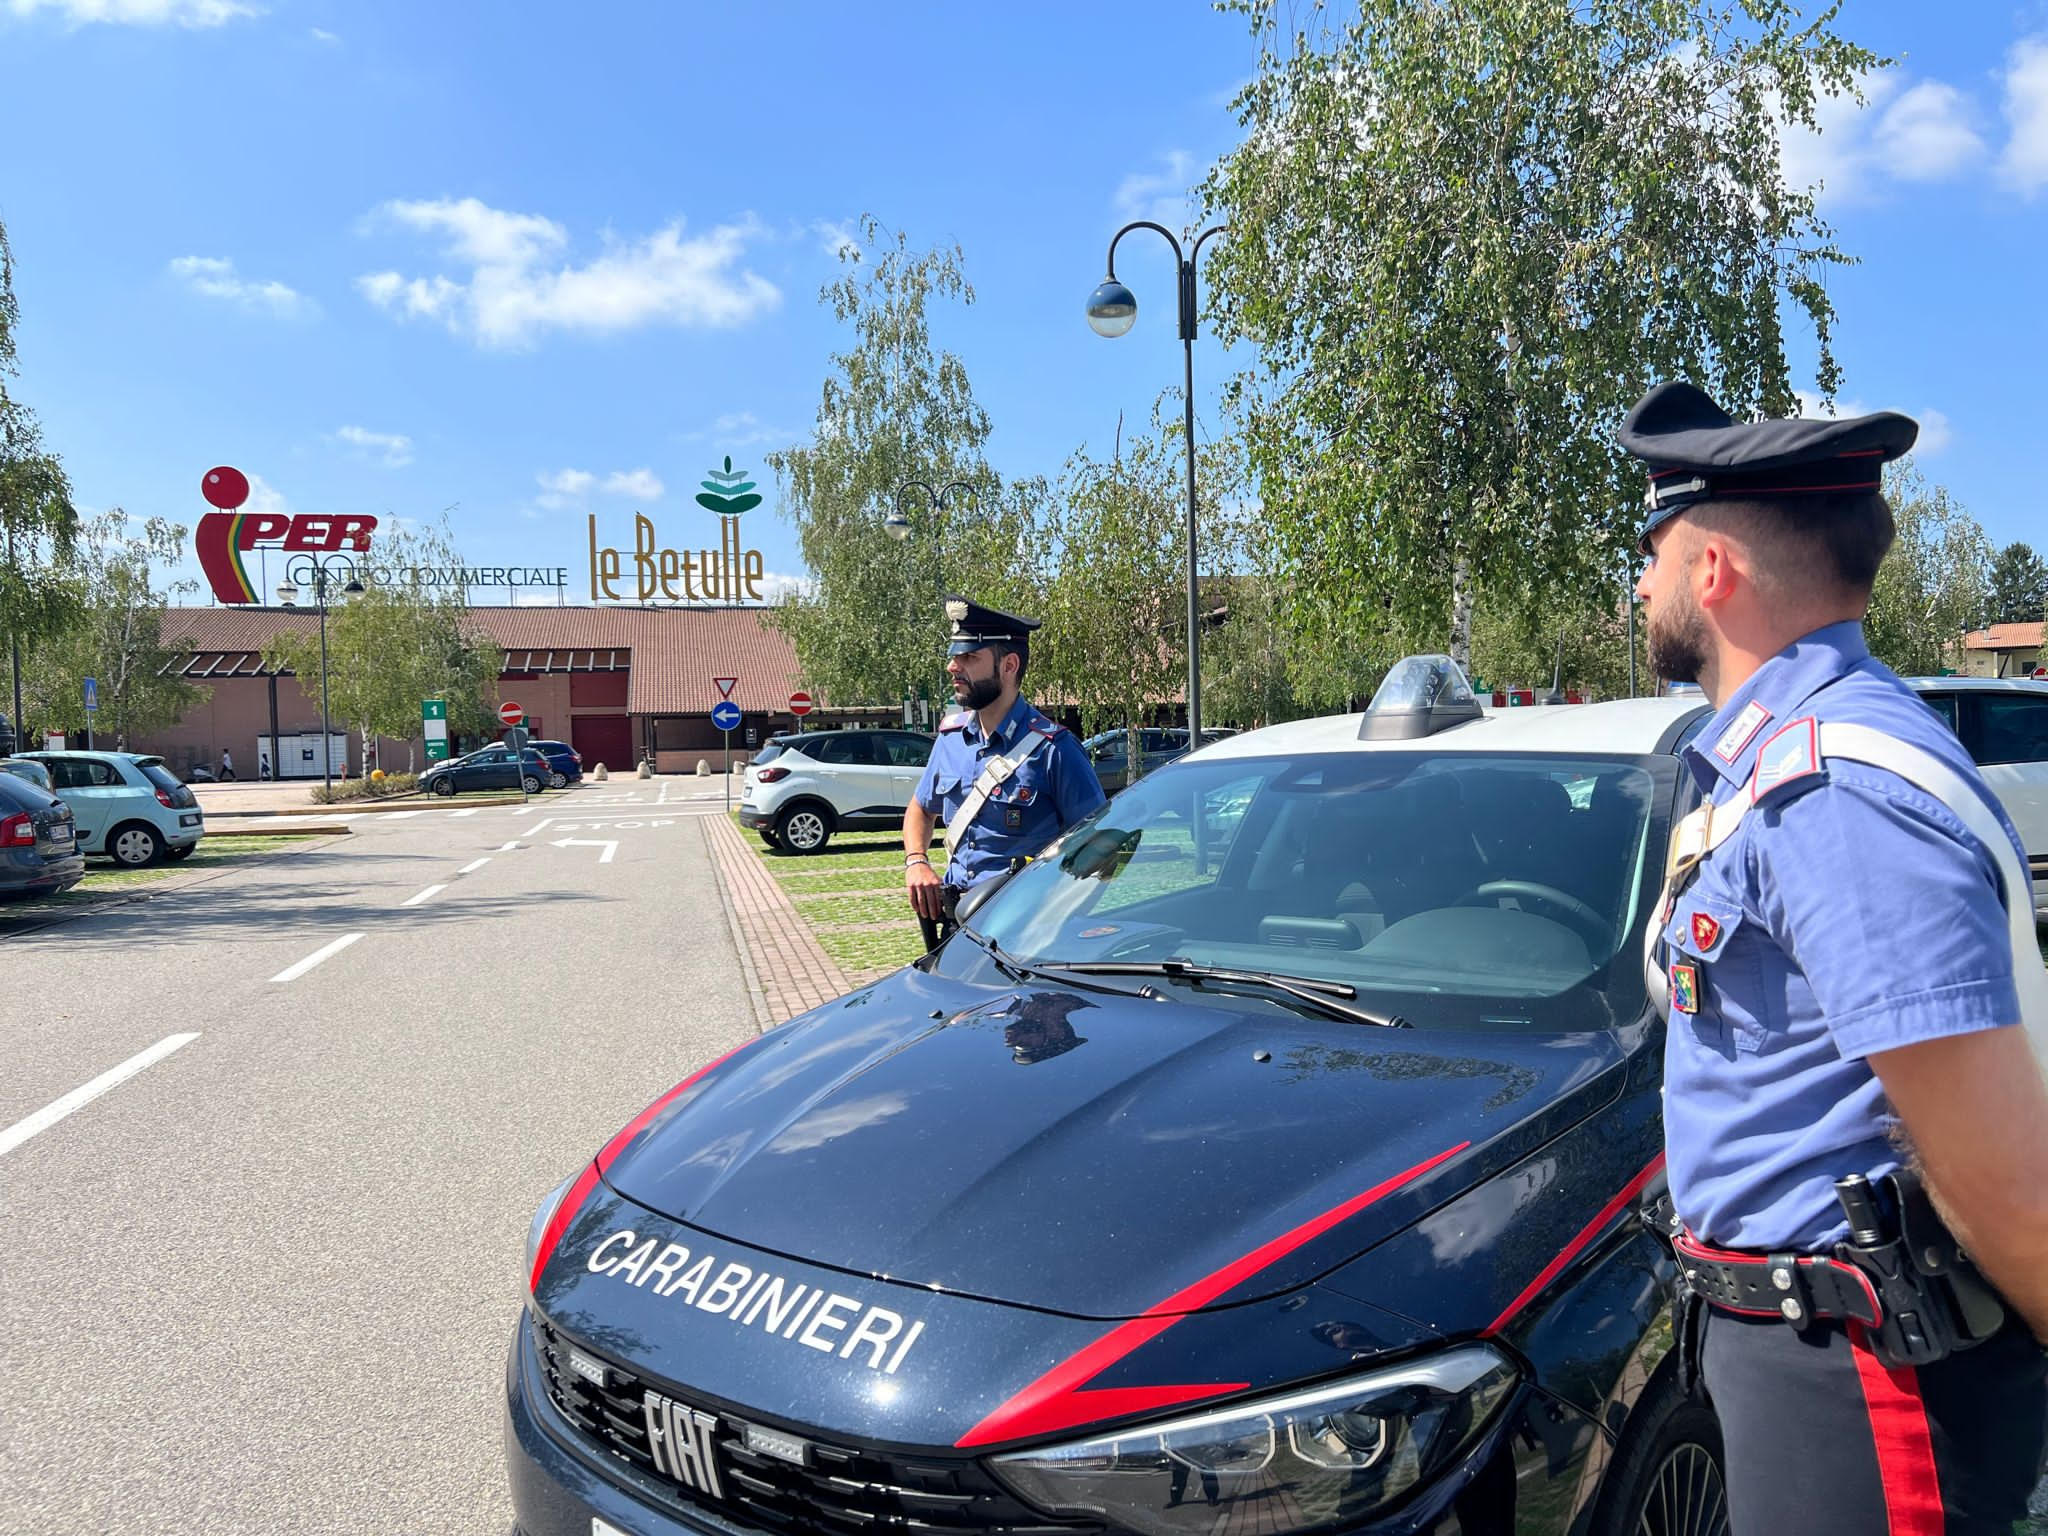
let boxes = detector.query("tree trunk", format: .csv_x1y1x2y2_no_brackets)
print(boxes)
1448,555,1474,671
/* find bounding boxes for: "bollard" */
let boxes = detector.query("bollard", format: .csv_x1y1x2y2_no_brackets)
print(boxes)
637,760,653,779
696,759,710,776
593,762,609,781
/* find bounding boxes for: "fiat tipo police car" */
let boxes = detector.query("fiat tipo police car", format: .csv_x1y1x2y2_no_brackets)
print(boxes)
509,658,1725,1536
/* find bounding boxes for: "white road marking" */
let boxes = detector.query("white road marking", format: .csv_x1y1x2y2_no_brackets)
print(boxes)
457,858,490,875
493,840,523,852
551,837,618,863
521,818,554,839
270,933,365,983
449,808,479,818
0,1033,202,1158
401,884,448,907
382,810,426,821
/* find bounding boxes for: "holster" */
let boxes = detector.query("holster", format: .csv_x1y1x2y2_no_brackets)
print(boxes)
1830,1168,2007,1370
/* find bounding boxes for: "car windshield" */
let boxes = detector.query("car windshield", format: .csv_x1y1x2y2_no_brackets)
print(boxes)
962,750,1675,1032
754,738,790,765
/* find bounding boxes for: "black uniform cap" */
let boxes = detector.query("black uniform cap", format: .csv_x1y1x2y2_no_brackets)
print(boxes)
945,595,1041,657
1619,382,1918,554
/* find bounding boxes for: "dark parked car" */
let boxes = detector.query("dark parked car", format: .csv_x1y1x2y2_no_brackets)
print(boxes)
0,770,85,899
422,743,550,797
1,757,54,791
1083,726,1237,793
509,663,1727,1536
528,739,584,789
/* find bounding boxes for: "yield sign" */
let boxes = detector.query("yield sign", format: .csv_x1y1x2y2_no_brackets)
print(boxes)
713,677,738,699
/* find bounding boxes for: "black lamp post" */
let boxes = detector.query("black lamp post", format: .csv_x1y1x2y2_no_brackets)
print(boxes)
276,554,364,797
1086,220,1227,740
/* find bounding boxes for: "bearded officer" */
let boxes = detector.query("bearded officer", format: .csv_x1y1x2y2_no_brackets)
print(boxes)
903,597,1105,943
1625,381,2048,1533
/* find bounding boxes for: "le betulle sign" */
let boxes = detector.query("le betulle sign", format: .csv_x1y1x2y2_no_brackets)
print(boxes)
195,458,770,607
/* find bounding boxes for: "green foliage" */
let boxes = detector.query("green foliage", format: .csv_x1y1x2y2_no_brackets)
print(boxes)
22,511,207,745
1468,565,1644,701
1863,465,1993,676
767,216,1031,710
1986,541,2048,626
1207,0,1878,668
263,522,501,771
310,773,421,804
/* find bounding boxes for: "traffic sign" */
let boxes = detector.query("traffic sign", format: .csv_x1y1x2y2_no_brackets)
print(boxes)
711,701,743,732
713,677,738,699
82,676,98,712
788,691,815,717
499,700,525,727
423,697,450,763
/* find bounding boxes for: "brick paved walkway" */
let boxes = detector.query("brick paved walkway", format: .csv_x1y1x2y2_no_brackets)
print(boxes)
702,813,851,1030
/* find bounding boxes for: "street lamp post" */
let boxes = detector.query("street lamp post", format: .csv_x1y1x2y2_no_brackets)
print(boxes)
276,555,364,798
1086,220,1227,740
888,479,981,729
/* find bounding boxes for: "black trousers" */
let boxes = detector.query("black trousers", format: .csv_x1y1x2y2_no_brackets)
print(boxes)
1702,1307,2046,1534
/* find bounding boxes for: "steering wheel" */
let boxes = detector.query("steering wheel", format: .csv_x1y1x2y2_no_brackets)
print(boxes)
1455,880,1610,951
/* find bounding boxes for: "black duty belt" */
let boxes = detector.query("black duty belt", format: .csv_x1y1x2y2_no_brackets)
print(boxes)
1675,1233,1883,1328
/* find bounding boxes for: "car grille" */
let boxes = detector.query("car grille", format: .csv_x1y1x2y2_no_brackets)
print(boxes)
533,1317,1102,1535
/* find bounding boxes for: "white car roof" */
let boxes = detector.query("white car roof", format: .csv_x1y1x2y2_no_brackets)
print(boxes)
1195,696,1708,762
1901,676,2048,694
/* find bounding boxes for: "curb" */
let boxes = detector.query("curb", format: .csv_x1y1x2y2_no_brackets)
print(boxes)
704,818,774,1034
197,794,525,818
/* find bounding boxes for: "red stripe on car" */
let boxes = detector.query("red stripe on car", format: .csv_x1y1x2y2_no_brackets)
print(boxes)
955,1141,1470,1448
1484,1153,1666,1336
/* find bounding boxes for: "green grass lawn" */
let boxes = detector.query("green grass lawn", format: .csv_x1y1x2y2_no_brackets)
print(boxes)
2,834,325,918
740,823,944,981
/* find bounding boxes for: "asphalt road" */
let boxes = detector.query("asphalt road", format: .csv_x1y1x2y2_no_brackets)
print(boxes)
0,779,757,1536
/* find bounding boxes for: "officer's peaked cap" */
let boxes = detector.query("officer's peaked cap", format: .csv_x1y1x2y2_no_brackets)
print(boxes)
1619,382,1917,554
945,595,1041,657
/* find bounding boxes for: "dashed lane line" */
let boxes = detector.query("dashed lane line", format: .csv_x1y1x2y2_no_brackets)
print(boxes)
0,1033,202,1159
270,933,364,983
401,884,448,908
457,858,490,875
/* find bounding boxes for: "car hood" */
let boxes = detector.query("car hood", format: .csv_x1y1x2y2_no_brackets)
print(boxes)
602,968,1626,1319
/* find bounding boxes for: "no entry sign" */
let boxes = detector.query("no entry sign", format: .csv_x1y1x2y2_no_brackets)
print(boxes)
499,701,525,727
788,691,814,717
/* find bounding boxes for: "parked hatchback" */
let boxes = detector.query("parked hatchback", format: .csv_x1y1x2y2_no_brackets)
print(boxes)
23,750,204,866
0,770,84,898
528,739,584,789
1904,676,2048,920
739,729,936,852
422,743,551,797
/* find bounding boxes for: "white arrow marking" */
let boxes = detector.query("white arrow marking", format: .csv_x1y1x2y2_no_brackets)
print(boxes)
552,837,617,864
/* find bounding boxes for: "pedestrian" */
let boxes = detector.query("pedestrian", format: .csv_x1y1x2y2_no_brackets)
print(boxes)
903,596,1107,948
219,748,236,782
1624,381,2048,1533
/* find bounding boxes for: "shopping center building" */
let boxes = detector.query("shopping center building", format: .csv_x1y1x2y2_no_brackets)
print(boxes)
148,604,813,778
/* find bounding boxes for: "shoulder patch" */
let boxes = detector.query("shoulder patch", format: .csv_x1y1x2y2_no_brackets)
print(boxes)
938,712,970,734
1030,719,1065,739
1712,700,1774,764
1751,717,1824,804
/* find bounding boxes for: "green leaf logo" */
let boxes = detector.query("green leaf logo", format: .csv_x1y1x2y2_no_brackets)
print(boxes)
695,456,762,517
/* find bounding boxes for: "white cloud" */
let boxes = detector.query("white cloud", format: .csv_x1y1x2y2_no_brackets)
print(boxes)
1113,149,1203,235
2000,36,2048,195
309,25,337,42
1780,73,1984,203
601,468,662,500
1795,393,1949,457
169,255,315,319
687,410,799,449
5,0,257,25
332,424,414,468
814,220,861,261
534,468,596,510
757,569,814,603
356,196,780,349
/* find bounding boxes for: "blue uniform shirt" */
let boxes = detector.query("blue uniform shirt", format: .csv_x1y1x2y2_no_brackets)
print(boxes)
1662,621,2029,1251
915,696,1106,891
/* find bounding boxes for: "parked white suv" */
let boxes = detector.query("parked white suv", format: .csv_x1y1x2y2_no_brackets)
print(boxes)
1903,677,2048,922
738,728,935,853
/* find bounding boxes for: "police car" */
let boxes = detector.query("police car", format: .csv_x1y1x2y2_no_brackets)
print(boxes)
510,658,1731,1536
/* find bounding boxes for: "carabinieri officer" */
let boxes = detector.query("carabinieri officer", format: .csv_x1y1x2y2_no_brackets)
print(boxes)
903,596,1104,944
1625,381,2048,1533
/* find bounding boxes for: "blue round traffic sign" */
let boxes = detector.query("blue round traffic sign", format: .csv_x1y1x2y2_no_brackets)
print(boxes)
711,701,742,732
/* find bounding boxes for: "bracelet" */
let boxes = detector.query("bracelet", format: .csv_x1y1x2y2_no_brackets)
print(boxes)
905,853,931,868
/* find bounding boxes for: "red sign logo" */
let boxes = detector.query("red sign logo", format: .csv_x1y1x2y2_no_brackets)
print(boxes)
195,510,377,604
499,701,525,726
788,691,814,717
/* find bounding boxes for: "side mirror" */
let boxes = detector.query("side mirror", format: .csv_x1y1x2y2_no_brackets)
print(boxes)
955,858,1026,926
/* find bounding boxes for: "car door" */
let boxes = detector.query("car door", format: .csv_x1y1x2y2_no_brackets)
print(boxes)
465,745,516,790
882,733,935,808
1959,692,2048,869
809,733,895,817
51,756,125,852
1089,734,1130,793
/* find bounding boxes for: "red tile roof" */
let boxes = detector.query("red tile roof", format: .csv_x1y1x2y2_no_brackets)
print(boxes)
1963,621,2045,651
160,605,805,714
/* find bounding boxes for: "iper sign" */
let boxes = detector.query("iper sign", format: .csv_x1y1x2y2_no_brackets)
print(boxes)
196,511,378,605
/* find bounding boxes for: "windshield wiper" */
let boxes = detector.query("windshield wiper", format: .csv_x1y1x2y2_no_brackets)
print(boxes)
1042,958,1412,1029
956,929,1165,1002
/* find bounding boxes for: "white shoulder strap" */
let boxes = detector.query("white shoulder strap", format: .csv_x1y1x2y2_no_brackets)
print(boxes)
943,728,1055,861
1642,723,2048,1076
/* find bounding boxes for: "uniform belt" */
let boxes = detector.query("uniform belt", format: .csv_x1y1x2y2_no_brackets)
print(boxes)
1673,1233,1884,1329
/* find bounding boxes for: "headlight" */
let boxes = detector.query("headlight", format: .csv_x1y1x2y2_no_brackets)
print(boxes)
524,1172,578,1281
988,1345,1516,1536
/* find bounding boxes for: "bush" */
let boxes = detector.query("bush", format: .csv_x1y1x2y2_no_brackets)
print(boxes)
311,773,420,804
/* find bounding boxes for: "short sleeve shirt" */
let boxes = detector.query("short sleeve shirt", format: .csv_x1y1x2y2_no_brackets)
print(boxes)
1661,622,2029,1250
915,696,1106,891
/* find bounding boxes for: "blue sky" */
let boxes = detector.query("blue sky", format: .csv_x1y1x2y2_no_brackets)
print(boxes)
1,0,2043,610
